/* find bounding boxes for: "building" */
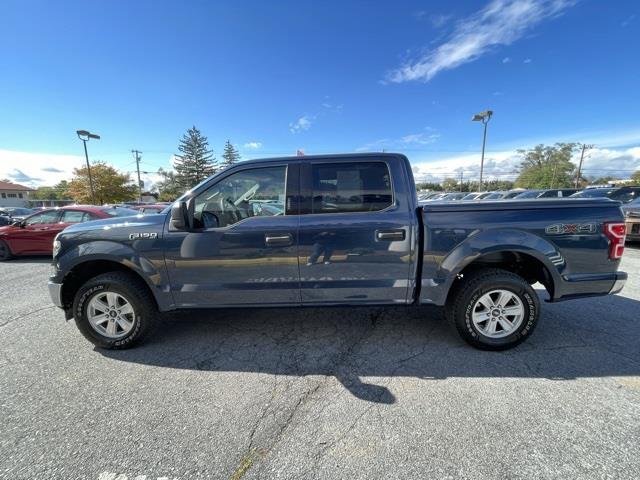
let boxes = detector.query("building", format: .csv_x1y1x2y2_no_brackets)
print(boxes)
0,181,35,207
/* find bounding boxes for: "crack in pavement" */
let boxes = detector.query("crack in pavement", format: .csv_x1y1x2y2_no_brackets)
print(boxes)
1,305,56,328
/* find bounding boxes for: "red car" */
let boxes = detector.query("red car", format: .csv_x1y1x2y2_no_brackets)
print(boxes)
0,205,138,260
134,204,170,215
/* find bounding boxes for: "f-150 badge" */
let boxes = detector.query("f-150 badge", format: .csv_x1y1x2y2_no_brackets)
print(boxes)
129,232,158,240
545,223,597,234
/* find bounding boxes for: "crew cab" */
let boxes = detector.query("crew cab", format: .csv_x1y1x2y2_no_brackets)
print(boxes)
48,153,628,350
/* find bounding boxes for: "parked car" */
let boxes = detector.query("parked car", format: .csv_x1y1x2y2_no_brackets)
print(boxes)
502,190,526,199
430,192,466,202
481,191,508,200
0,216,11,227
48,153,627,352
512,190,543,199
0,206,138,260
623,197,640,242
537,188,580,198
461,192,492,201
0,207,34,221
570,186,640,203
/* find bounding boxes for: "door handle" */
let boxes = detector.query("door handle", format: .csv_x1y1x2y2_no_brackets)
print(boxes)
376,229,405,241
265,233,293,247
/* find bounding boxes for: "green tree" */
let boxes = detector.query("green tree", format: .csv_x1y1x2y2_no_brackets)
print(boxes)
514,143,578,189
441,178,459,191
631,170,640,184
54,180,70,199
174,126,217,189
415,182,443,191
66,161,137,204
156,167,183,202
31,186,59,200
221,140,241,168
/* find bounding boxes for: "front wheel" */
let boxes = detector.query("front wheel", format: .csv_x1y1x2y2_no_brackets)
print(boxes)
72,272,157,349
445,268,540,350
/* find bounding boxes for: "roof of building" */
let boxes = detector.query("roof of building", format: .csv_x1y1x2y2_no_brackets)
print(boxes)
0,181,34,191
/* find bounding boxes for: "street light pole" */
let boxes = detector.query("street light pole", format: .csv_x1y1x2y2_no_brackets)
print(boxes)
472,110,493,192
76,130,100,204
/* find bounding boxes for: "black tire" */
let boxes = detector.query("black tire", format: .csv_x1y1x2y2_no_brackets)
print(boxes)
0,239,13,261
445,268,540,351
72,271,157,349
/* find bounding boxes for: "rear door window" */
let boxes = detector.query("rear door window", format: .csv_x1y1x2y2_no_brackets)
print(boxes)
310,162,393,214
60,210,90,223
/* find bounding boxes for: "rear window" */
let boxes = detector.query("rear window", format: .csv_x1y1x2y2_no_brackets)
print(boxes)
101,207,139,217
311,162,393,214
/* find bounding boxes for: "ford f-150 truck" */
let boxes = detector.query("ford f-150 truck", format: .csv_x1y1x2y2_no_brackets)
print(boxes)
48,153,628,350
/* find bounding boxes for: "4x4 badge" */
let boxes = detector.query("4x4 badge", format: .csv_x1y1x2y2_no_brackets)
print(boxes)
545,223,597,234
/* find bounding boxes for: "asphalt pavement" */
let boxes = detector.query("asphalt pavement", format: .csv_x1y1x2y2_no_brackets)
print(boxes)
1,246,639,480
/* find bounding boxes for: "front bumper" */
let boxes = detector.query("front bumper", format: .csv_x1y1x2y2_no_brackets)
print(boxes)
48,281,63,308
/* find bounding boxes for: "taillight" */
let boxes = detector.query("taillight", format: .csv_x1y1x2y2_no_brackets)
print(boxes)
604,222,626,260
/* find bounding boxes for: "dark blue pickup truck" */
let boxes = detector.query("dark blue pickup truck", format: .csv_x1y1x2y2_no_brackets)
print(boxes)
48,153,628,350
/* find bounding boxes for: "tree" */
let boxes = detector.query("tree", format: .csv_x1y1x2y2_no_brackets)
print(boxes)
31,186,58,200
66,161,137,204
632,170,640,184
415,182,443,192
514,143,577,189
174,126,217,189
221,140,241,168
441,178,459,191
156,167,183,202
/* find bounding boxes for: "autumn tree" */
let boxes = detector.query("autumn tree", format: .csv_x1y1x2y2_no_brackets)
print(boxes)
66,161,137,204
174,126,217,189
515,143,578,189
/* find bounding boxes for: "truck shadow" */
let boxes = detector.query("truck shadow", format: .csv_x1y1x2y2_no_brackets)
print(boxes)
99,292,640,404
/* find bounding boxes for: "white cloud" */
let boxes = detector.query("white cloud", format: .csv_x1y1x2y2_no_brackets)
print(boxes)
289,115,313,134
523,58,532,63
357,130,441,152
401,133,441,145
0,150,82,188
409,146,640,183
243,142,262,149
502,56,511,63
387,0,574,83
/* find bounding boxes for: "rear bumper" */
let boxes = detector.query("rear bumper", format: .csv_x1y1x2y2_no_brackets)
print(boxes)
553,271,627,301
609,272,627,295
626,218,640,241
48,281,64,308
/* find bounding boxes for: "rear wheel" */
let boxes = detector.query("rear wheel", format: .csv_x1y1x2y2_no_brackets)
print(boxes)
446,268,540,350
72,272,157,349
0,240,12,261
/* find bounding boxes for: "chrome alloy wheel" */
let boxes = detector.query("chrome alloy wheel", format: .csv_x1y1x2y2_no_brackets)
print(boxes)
471,289,525,339
87,291,136,339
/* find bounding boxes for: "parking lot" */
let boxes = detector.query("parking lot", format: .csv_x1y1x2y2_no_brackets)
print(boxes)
0,247,638,480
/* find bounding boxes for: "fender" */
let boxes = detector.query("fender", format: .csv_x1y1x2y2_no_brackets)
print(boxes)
420,228,563,305
55,240,173,311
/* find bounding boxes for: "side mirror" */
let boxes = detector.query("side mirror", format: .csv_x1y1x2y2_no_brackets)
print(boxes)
12,220,24,228
170,201,188,230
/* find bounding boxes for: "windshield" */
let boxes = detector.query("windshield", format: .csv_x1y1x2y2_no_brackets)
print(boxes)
483,192,503,199
514,190,541,199
570,188,616,198
461,193,479,200
101,207,140,217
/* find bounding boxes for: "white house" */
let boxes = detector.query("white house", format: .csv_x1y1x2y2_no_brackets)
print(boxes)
0,181,34,207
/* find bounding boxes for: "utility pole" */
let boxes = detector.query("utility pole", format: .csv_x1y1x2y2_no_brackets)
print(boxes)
459,170,464,192
132,150,143,202
575,144,593,188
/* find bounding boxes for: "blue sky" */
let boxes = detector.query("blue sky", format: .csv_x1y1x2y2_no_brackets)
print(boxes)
1,0,639,187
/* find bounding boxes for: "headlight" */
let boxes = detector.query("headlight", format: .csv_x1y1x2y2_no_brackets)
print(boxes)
52,236,61,257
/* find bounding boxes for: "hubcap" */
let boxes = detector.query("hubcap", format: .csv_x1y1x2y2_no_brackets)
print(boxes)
471,289,525,339
87,291,135,339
